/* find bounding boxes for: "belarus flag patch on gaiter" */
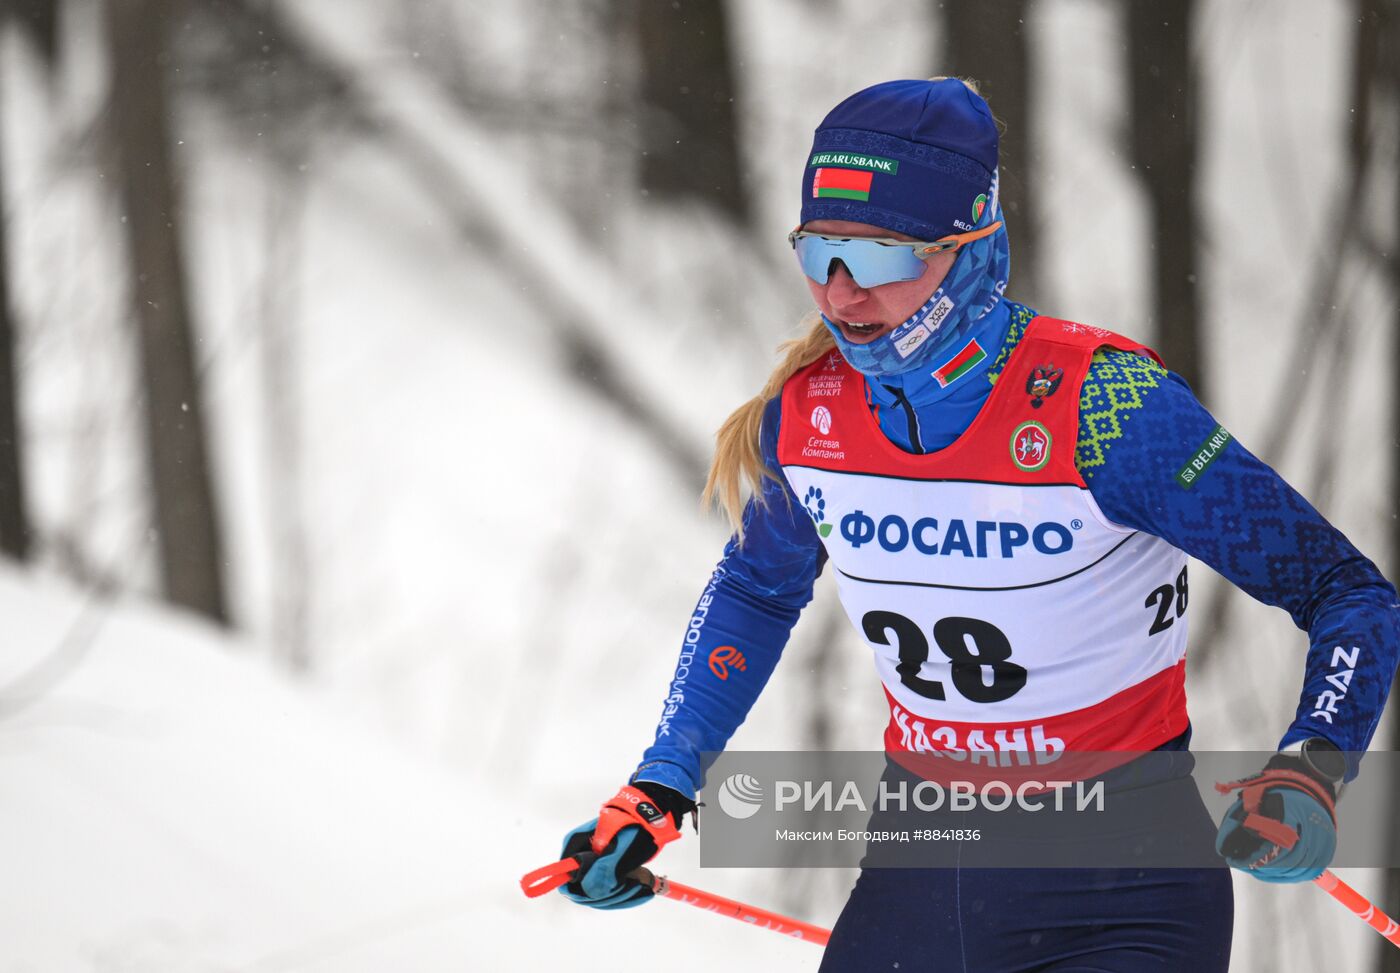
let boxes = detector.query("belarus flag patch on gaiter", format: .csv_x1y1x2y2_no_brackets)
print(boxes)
932,338,987,388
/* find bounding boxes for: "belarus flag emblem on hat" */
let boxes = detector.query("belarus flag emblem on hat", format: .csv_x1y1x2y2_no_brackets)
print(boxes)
812,167,874,202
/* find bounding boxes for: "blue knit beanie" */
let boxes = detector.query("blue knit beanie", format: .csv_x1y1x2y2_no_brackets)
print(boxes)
801,79,998,240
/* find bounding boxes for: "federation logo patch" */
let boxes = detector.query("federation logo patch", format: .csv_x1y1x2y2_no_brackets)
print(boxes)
808,354,846,399
1025,363,1064,409
1010,421,1052,472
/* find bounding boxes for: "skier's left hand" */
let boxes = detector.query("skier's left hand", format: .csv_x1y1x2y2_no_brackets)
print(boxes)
1215,755,1337,883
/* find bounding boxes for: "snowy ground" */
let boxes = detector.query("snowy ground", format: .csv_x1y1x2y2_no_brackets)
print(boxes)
0,565,825,971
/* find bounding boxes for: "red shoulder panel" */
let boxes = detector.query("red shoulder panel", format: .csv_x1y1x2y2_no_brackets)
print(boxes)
1027,316,1163,365
776,318,1157,486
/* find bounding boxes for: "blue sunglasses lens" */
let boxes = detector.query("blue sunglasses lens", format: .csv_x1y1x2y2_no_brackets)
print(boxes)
793,236,928,288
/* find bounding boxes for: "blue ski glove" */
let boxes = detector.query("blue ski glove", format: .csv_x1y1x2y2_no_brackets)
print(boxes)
559,782,695,910
1215,756,1338,883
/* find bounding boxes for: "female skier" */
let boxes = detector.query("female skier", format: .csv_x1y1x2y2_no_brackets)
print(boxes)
554,78,1399,970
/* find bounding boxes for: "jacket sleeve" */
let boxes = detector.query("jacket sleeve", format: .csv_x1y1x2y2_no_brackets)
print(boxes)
632,396,827,799
1079,349,1400,778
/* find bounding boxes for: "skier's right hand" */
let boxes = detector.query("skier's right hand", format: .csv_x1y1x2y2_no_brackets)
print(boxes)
558,782,695,909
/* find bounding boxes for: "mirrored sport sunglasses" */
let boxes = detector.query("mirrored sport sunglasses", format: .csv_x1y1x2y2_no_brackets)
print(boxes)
788,221,1003,289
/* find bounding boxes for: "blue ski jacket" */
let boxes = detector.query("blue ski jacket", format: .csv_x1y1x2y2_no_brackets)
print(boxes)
633,300,1399,798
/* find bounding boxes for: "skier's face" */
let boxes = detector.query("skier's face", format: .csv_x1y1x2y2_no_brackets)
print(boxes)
801,220,956,345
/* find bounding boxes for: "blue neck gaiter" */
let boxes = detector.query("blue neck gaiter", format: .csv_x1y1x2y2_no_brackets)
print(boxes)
821,193,1011,380
866,299,1015,453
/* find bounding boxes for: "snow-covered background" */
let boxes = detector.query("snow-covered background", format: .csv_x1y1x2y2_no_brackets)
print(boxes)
0,0,1395,969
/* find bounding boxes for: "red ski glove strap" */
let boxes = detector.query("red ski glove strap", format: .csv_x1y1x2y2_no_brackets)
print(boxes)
1215,766,1338,850
590,785,684,855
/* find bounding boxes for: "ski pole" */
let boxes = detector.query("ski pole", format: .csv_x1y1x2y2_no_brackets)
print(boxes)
630,865,831,945
1315,869,1400,948
520,857,831,947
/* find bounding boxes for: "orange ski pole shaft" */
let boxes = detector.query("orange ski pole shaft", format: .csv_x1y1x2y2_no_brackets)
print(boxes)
519,857,830,947
1315,870,1400,948
631,866,830,946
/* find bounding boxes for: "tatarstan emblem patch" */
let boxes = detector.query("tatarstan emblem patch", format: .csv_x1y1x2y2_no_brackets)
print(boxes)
1011,421,1052,472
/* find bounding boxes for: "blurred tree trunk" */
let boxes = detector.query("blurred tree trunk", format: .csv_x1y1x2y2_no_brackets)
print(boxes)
1127,1,1204,399
633,0,750,224
939,0,1038,303
0,0,60,564
0,91,29,561
1,0,59,65
105,0,229,625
